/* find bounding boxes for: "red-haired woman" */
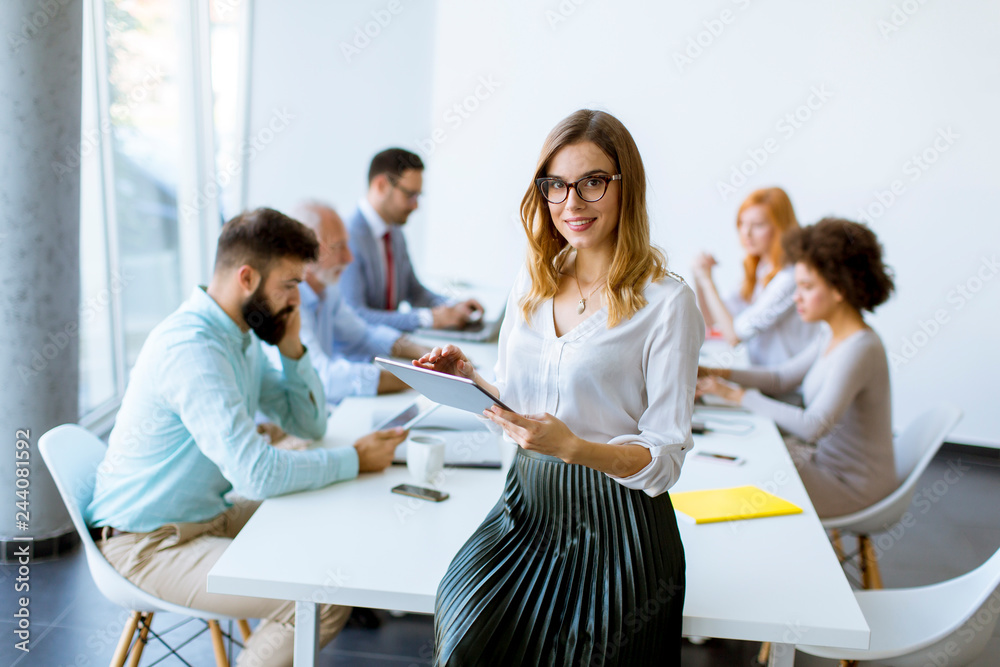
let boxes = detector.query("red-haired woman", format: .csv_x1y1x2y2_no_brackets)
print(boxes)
693,187,820,366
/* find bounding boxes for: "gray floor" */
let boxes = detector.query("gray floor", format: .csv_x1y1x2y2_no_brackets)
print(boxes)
2,450,998,667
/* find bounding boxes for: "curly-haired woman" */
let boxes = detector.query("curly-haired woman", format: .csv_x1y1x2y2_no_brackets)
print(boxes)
698,217,896,518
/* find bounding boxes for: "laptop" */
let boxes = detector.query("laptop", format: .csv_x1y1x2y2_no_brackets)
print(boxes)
376,401,503,469
415,304,505,343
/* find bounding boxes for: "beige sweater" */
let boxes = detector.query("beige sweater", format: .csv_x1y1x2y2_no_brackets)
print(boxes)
731,327,895,517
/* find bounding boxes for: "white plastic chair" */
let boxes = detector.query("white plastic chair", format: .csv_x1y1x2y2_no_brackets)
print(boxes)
39,424,251,667
823,406,963,589
797,542,1000,665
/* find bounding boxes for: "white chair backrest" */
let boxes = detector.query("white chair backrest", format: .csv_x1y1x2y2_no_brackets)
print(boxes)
822,405,963,532
38,424,107,546
958,545,1000,625
893,405,963,482
38,424,162,611
924,543,1000,659
39,424,237,620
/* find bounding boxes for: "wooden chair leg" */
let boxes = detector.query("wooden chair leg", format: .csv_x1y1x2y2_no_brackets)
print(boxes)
238,619,252,643
859,534,884,589
830,529,846,563
757,641,771,665
208,620,229,667
859,535,872,589
109,611,142,667
127,612,153,667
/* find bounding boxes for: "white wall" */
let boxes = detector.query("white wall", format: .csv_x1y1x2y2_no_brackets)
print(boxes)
248,1,1000,446
421,0,1000,447
245,0,436,263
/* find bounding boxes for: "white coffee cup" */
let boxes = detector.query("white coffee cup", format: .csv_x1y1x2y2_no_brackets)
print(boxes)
406,434,446,485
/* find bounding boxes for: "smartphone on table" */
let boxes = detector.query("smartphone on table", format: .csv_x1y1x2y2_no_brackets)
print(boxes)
391,483,450,502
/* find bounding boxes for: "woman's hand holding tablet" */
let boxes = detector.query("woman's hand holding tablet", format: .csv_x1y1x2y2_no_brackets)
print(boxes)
413,345,502,403
413,344,478,380
374,355,513,417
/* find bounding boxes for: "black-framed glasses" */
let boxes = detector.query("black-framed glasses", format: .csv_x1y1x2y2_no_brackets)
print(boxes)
535,174,621,204
387,175,421,201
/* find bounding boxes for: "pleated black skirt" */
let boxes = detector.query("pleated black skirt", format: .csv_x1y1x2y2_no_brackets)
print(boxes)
434,448,685,667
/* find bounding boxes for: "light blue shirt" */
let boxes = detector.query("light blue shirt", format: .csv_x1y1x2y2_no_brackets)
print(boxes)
290,280,400,404
87,287,359,533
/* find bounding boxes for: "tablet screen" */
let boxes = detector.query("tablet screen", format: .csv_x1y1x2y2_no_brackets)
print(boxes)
374,402,421,430
374,357,516,416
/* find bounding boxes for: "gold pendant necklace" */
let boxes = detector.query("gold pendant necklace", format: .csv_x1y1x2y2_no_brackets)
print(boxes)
573,268,607,315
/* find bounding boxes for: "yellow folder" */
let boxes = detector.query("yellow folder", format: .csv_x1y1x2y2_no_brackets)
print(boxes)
670,485,803,524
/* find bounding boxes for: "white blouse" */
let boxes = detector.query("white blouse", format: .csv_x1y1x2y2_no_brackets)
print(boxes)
493,267,705,497
724,264,820,366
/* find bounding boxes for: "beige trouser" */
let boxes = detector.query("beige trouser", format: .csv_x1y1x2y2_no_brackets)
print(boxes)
785,437,869,519
98,500,351,667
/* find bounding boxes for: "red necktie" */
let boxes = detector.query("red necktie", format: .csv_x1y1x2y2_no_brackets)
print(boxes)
382,231,395,310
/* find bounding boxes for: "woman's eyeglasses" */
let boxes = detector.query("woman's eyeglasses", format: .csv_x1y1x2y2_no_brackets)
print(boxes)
535,174,621,204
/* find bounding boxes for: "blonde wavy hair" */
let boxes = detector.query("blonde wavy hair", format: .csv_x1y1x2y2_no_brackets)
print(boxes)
737,187,798,302
518,110,667,328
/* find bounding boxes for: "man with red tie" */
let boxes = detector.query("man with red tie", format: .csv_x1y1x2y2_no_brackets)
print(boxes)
340,147,483,331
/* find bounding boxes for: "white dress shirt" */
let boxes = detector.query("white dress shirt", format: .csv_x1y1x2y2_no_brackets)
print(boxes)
493,267,705,497
724,264,820,366
358,198,390,274
357,198,434,327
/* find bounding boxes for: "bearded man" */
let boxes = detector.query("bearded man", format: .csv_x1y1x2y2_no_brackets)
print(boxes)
86,207,406,667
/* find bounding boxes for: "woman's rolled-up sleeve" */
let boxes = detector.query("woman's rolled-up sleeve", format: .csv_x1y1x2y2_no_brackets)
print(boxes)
607,286,705,497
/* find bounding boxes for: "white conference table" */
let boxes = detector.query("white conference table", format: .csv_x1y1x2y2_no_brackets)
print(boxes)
207,341,868,666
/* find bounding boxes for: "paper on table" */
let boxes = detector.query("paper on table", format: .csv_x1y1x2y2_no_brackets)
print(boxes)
670,485,802,524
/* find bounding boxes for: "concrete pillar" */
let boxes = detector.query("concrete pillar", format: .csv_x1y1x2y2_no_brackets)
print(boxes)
0,0,83,558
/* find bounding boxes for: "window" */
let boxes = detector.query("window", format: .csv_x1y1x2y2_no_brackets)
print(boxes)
79,0,250,428
210,0,248,219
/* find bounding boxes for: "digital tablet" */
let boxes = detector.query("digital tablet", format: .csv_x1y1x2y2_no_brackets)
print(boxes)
374,357,516,416
373,399,440,431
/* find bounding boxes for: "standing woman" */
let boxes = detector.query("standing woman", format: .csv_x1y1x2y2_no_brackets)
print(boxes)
417,110,704,665
692,187,819,366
